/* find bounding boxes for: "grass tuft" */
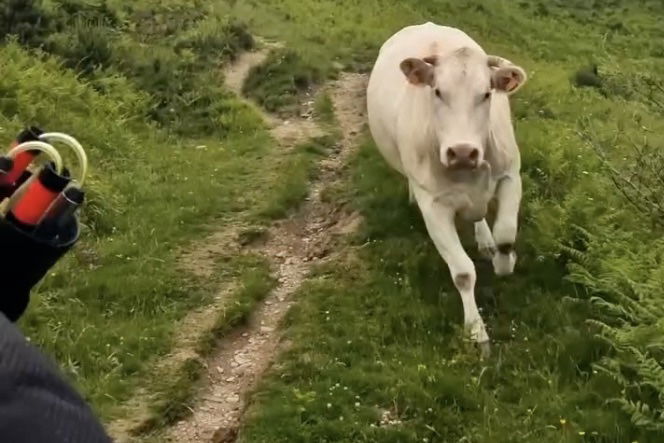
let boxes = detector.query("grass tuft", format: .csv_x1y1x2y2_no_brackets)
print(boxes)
257,135,335,220
243,49,326,115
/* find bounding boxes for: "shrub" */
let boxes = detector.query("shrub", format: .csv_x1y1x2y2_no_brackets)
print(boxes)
0,0,52,47
581,80,664,225
129,0,206,42
46,18,116,76
176,18,254,64
572,64,602,89
54,0,121,27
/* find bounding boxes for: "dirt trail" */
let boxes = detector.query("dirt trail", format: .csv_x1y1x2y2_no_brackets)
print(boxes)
164,63,368,442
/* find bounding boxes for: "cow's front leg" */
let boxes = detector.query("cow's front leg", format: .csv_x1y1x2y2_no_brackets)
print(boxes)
492,174,522,276
474,219,496,260
412,186,490,356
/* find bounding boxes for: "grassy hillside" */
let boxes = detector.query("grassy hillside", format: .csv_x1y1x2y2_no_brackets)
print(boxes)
3,0,664,441
215,0,664,442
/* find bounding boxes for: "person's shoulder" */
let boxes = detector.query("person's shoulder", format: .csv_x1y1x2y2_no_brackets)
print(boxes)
0,313,112,443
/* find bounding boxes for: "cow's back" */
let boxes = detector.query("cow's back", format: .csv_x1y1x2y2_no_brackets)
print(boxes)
367,22,484,174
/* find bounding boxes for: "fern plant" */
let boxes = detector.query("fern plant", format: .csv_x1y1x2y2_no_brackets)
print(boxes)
565,219,664,439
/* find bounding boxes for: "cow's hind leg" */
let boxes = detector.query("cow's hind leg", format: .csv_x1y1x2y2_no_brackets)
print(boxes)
492,174,522,276
411,185,490,356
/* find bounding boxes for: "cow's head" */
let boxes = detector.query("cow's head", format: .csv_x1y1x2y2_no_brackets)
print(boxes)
399,47,527,170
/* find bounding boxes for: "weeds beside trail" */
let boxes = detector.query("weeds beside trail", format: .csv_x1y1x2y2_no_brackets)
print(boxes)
3,0,664,442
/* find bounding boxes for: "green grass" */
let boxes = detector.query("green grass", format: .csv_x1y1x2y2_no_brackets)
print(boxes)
257,135,335,220
195,255,276,357
313,91,336,126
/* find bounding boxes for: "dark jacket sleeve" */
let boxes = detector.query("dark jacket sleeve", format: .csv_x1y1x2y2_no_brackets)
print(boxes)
0,313,112,443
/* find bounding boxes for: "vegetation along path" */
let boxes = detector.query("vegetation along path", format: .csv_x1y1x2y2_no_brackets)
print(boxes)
6,1,664,443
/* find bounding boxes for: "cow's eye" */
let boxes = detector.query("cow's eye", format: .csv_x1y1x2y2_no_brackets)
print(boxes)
434,88,442,99
483,91,491,101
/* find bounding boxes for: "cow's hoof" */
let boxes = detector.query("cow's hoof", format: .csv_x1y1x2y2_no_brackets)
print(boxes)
478,243,497,260
465,318,489,344
493,251,516,276
475,224,497,260
478,341,491,359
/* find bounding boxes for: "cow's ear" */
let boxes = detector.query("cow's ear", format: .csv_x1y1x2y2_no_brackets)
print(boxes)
491,65,527,94
400,58,435,86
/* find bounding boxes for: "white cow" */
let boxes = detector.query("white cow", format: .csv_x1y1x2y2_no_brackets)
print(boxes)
366,22,528,355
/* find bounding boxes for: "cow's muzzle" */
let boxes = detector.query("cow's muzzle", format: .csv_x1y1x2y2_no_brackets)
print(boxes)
445,144,481,169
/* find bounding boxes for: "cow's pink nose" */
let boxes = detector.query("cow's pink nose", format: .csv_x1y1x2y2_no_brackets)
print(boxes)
446,144,480,169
